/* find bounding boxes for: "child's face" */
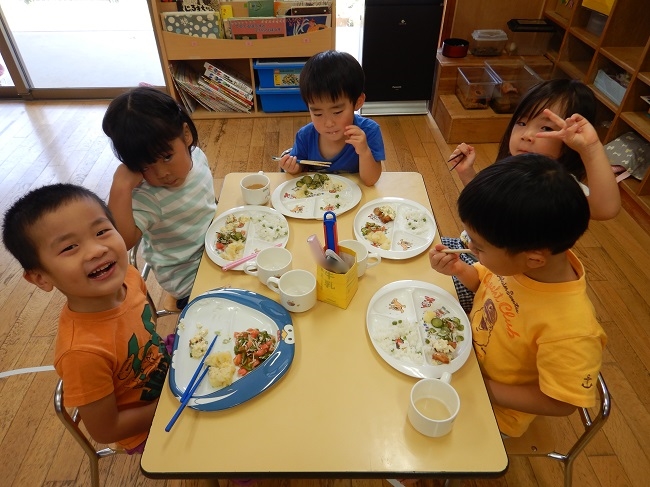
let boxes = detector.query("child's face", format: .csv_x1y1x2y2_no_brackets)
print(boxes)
464,227,529,277
307,95,364,143
24,198,129,312
141,127,193,188
509,103,564,160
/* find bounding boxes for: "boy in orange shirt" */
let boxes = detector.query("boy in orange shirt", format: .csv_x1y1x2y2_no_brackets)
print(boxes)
3,183,170,453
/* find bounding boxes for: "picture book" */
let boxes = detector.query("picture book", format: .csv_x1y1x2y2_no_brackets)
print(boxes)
273,0,332,17
162,11,223,38
284,14,330,36
176,0,216,12
203,61,254,95
225,16,286,39
246,0,274,17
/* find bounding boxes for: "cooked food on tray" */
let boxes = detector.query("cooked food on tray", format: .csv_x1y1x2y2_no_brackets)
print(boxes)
371,299,466,367
373,205,396,223
213,212,288,261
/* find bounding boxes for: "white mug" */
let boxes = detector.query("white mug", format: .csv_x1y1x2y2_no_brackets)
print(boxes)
407,372,460,437
240,171,271,205
338,239,381,277
266,269,316,313
243,247,292,284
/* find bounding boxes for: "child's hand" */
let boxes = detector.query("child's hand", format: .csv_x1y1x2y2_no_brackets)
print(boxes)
537,109,600,154
344,125,369,155
429,244,467,276
112,164,144,191
278,154,302,175
448,143,475,170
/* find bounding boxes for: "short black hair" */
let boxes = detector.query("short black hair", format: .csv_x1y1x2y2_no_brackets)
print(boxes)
299,50,365,105
102,87,198,172
496,79,596,182
2,184,114,271
458,154,590,255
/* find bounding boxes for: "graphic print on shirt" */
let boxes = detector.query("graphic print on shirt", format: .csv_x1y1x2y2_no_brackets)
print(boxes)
117,303,170,401
474,298,497,356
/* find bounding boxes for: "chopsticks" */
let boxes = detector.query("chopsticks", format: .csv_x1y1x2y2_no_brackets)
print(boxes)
221,242,282,271
165,334,219,432
442,248,473,254
298,160,332,167
272,156,332,167
447,152,465,171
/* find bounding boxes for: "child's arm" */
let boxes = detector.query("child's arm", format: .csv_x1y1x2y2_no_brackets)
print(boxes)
345,125,382,186
108,165,144,250
429,244,480,292
537,109,621,220
78,392,158,445
449,142,477,187
484,379,577,416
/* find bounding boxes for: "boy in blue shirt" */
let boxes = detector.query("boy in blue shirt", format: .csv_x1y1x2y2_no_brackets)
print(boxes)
276,50,385,186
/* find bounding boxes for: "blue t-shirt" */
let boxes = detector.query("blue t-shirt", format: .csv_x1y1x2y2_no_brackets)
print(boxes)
290,114,385,173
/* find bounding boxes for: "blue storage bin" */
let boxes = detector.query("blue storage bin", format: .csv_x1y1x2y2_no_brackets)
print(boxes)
257,86,308,112
254,60,306,88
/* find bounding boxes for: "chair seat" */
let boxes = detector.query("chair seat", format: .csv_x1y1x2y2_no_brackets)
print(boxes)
504,415,556,455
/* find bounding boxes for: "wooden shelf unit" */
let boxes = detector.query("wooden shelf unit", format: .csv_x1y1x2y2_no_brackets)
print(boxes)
542,0,650,216
431,52,554,143
148,1,336,119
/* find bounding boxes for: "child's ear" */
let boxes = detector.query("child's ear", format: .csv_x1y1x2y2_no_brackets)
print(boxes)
525,250,547,269
23,269,55,292
182,122,193,147
354,93,366,111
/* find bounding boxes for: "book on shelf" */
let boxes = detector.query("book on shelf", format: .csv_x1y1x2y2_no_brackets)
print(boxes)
175,0,216,12
171,62,251,113
284,14,330,36
223,16,286,39
203,61,253,95
201,72,254,101
161,10,223,38
273,0,332,17
198,76,254,108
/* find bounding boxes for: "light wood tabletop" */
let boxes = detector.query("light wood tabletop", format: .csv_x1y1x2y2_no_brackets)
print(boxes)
141,172,508,480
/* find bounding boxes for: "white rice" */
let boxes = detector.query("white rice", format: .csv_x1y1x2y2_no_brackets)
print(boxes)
250,213,288,242
319,192,351,212
401,209,430,235
373,320,424,365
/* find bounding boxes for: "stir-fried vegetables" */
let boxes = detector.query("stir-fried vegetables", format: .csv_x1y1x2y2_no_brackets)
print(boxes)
233,328,276,376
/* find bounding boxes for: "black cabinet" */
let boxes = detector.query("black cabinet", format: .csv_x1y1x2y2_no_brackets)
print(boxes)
360,0,444,115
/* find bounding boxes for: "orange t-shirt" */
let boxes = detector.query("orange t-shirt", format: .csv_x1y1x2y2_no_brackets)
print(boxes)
54,266,170,450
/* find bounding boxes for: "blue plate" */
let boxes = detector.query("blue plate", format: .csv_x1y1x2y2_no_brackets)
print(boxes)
169,288,294,411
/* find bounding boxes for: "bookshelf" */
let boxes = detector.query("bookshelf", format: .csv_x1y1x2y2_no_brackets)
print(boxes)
541,0,650,216
148,0,336,119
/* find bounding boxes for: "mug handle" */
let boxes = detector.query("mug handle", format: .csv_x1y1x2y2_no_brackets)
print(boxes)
440,371,452,384
243,262,259,276
266,276,281,294
366,252,381,268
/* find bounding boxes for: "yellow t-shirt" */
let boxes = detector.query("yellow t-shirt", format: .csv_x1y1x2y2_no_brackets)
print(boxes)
470,251,607,437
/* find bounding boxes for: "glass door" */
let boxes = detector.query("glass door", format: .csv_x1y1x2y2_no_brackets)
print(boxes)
0,0,164,98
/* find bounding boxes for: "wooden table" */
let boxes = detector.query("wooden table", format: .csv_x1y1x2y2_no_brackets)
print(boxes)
141,172,508,480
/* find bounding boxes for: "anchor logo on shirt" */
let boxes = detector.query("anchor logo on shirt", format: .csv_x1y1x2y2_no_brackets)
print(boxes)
581,374,594,389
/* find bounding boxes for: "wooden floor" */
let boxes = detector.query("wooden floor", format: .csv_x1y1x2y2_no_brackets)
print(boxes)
0,100,648,487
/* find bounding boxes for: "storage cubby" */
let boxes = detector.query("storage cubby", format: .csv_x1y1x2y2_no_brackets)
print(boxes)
543,0,650,216
148,0,335,119
558,33,595,79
